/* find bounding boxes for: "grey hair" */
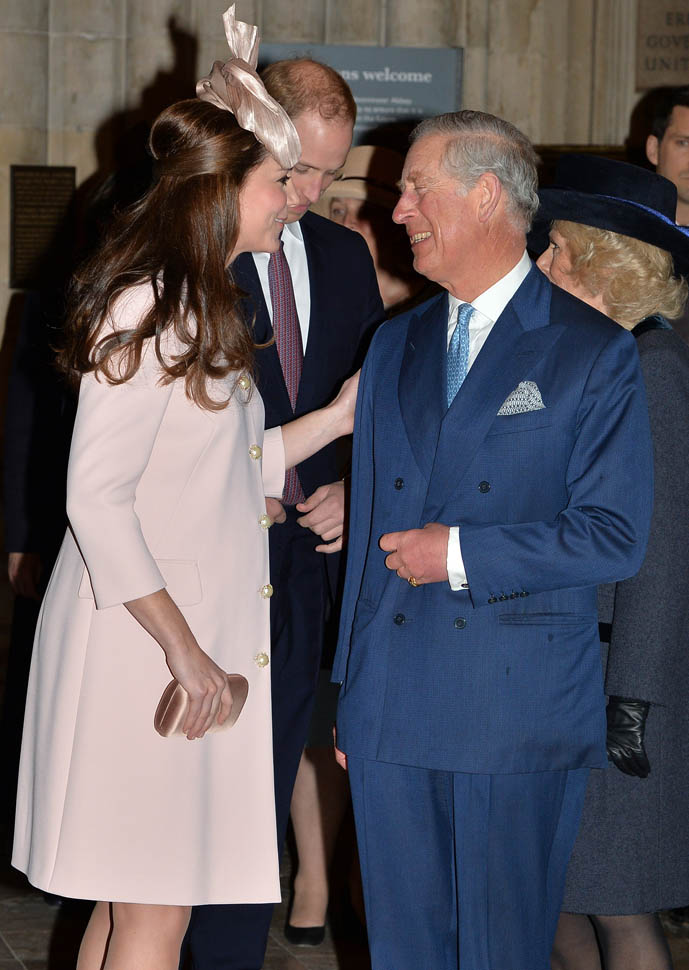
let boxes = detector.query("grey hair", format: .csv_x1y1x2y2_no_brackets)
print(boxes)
411,110,540,231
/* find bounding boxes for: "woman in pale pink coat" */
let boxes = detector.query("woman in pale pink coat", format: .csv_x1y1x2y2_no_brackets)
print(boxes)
11,10,358,970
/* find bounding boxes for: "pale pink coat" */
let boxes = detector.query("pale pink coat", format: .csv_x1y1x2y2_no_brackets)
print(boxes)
12,285,285,905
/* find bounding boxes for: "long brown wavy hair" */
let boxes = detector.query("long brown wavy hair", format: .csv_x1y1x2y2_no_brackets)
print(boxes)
59,99,268,410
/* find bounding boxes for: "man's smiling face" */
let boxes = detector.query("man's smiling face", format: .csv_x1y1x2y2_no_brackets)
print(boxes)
392,133,482,291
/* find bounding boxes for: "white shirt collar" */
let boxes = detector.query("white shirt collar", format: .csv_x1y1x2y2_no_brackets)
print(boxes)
282,219,304,245
448,250,531,325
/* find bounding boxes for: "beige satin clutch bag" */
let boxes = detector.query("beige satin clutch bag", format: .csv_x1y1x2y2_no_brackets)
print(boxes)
154,673,249,737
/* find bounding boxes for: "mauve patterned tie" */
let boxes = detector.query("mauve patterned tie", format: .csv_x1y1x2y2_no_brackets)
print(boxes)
268,240,305,504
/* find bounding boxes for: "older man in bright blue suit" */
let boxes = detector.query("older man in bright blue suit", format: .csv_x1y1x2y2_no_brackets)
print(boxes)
332,111,654,970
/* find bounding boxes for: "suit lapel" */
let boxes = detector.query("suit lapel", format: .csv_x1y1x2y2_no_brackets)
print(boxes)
422,266,563,520
296,219,327,413
232,252,291,412
233,253,271,342
398,292,448,479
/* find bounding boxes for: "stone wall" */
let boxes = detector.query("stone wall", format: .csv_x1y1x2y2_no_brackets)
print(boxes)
0,0,641,343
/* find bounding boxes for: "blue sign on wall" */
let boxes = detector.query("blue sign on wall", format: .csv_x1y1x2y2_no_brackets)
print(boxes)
260,44,463,144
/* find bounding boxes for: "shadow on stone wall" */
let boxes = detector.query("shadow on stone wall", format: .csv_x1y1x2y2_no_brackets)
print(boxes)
0,15,200,428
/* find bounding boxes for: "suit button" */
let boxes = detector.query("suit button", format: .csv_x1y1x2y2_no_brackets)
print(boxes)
488,596,497,604
258,513,272,529
478,481,491,493
394,477,404,490
255,652,269,667
520,591,529,597
393,613,405,625
498,593,508,601
454,617,466,629
259,583,273,599
249,444,262,460
509,592,518,599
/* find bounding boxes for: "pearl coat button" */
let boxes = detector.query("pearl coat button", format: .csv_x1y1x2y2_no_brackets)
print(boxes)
259,513,272,529
255,652,269,667
249,444,262,460
260,583,274,599
238,375,251,390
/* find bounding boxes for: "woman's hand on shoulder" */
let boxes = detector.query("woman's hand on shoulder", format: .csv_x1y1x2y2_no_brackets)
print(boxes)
328,369,360,437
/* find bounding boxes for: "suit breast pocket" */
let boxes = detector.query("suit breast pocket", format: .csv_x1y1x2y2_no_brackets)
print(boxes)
78,559,203,606
487,411,552,436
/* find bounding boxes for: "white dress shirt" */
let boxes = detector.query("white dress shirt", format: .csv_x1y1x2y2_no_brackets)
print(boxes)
445,250,532,590
252,220,311,348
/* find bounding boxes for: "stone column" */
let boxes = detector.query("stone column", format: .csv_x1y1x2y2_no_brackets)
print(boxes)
590,0,639,145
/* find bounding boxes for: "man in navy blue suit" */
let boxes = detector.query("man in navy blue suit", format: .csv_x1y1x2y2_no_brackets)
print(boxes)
186,60,383,970
332,111,654,970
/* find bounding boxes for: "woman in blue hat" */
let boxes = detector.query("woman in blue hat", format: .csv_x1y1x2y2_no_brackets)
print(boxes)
536,154,689,970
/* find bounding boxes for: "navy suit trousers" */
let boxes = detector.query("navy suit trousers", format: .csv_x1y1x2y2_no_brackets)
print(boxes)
347,757,590,970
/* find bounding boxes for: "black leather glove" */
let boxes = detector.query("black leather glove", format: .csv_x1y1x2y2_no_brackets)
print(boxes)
606,695,651,778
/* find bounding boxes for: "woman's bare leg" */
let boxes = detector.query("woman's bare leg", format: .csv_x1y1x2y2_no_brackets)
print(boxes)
77,901,113,970
78,901,190,970
289,746,349,927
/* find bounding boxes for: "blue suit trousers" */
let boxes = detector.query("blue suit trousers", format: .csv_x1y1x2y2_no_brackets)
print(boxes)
347,757,590,970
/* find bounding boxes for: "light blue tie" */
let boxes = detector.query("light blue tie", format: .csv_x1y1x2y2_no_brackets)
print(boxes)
446,302,473,407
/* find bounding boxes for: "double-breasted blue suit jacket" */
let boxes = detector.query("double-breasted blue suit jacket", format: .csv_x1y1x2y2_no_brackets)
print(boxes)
333,264,654,775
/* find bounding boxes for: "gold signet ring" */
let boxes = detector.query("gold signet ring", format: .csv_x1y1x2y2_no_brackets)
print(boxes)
408,576,419,587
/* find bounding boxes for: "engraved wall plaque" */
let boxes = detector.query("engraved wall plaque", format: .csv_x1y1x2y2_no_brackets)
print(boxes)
10,165,76,289
637,0,689,89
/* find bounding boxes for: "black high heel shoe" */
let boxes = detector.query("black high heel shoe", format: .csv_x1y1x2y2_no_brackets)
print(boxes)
283,922,326,946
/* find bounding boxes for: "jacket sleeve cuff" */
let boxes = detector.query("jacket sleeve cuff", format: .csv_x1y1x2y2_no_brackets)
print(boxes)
447,526,468,591
262,426,286,498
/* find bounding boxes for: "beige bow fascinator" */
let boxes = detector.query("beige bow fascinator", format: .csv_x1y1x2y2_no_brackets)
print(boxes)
196,5,301,170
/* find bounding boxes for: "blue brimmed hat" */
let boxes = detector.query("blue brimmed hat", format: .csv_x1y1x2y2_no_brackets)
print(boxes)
535,154,689,272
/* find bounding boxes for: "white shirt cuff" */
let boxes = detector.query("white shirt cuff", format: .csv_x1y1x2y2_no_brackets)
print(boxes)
447,526,468,591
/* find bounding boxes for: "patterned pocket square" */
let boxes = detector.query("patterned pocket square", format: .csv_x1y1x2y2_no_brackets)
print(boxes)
497,380,545,416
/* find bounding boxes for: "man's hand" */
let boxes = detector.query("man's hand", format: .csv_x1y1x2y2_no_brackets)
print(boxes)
297,480,346,553
333,725,347,771
379,523,450,585
265,497,286,524
8,552,43,600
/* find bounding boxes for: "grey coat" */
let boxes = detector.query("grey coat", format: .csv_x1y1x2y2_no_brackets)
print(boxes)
563,319,689,914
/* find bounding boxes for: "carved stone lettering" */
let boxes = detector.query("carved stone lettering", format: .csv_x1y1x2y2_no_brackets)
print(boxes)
638,0,689,88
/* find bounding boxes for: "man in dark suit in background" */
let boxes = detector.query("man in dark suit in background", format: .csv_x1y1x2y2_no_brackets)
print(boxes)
186,60,384,970
646,85,689,342
646,86,689,228
332,110,653,970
